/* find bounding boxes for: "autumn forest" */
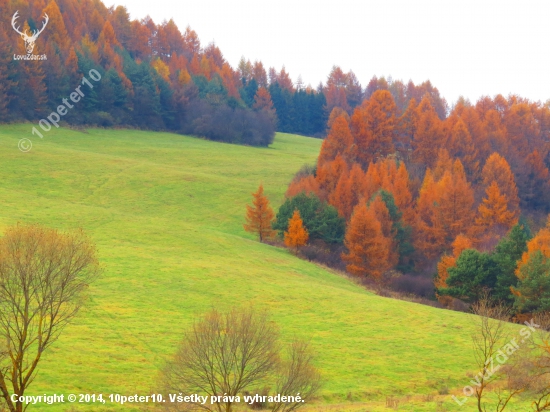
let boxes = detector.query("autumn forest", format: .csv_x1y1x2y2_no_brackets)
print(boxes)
1,0,550,317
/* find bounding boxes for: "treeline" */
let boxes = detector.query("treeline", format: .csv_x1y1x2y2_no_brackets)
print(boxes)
277,91,550,315
0,0,278,145
0,0,453,145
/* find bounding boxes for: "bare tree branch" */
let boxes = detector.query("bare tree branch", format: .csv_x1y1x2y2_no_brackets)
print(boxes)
0,225,100,412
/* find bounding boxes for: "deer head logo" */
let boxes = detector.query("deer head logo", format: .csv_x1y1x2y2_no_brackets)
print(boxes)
11,11,49,54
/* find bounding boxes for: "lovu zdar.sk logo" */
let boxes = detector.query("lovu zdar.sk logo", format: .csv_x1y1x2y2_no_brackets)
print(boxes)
11,10,48,61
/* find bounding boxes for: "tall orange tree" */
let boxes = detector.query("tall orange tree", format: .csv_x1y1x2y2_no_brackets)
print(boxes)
244,184,276,242
412,95,444,167
350,90,396,167
329,164,366,220
448,118,479,181
475,181,518,244
413,169,446,261
369,194,398,268
481,153,520,213
318,116,355,165
284,210,309,254
438,160,476,245
342,203,390,280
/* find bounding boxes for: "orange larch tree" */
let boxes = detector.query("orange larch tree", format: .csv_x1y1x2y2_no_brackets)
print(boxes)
285,175,319,198
316,155,348,201
438,160,476,246
284,210,309,254
475,181,519,245
413,169,446,262
379,158,398,193
481,153,520,213
253,87,276,121
396,98,419,157
350,90,397,168
514,221,550,280
318,116,355,165
342,203,390,280
448,118,480,181
432,148,453,181
364,161,383,202
327,107,351,129
412,95,444,167
253,87,275,112
461,105,489,161
329,164,366,220
243,184,276,242
483,109,508,156
391,162,415,226
369,194,399,268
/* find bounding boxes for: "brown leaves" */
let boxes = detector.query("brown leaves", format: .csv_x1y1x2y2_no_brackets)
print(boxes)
244,184,276,242
342,203,390,280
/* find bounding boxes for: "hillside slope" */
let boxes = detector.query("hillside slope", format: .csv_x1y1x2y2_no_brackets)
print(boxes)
0,126,491,411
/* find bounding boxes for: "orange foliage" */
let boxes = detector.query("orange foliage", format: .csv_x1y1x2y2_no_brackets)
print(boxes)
327,107,351,129
350,90,396,167
515,225,550,280
392,162,415,226
413,95,444,167
481,153,520,212
438,160,476,243
432,148,453,181
369,195,399,267
476,181,519,239
316,155,348,201
483,110,508,155
151,58,170,82
448,118,479,181
42,0,70,54
253,87,275,112
435,234,472,301
243,184,276,242
284,210,309,253
318,116,355,165
396,98,418,155
413,169,446,261
189,54,201,76
329,164,366,220
285,175,319,198
342,203,390,280
364,161,383,201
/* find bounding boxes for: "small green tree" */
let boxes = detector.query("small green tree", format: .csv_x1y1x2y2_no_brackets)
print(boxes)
377,190,415,272
492,224,531,304
438,249,500,303
512,250,550,313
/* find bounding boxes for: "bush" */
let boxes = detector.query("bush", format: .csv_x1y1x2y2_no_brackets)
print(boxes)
182,98,275,146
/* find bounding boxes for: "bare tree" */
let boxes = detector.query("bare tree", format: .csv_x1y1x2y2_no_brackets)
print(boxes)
470,294,523,412
271,340,321,412
0,224,100,412
162,307,280,412
162,307,321,412
528,313,550,411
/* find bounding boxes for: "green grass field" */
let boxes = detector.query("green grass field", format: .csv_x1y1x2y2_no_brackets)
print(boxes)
0,125,530,411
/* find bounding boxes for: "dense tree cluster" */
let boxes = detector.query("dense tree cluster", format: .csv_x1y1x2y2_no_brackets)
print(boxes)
284,90,550,314
0,0,277,145
0,0,455,144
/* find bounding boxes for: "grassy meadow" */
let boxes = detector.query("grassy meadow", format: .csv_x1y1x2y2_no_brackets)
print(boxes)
0,125,529,411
